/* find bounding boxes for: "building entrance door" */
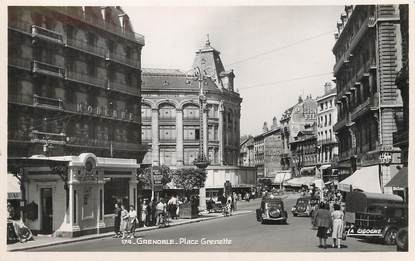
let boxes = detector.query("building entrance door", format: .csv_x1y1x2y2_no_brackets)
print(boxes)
41,188,53,234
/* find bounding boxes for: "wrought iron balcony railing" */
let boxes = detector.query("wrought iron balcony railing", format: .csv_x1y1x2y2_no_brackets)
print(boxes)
65,70,106,87
33,95,63,110
32,60,65,78
106,51,140,68
32,25,63,44
30,130,66,145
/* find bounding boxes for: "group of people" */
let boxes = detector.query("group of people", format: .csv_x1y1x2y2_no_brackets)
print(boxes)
312,202,345,249
113,195,193,238
113,203,138,239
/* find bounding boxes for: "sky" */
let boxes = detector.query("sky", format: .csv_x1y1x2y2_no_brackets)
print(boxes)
123,5,345,136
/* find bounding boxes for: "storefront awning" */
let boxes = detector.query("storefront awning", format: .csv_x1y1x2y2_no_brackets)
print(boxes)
300,166,315,173
385,167,407,188
338,165,381,193
8,174,22,200
284,176,315,187
273,172,292,184
320,164,331,170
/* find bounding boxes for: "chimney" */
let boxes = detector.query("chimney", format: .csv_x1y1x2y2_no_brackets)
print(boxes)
263,122,269,133
298,95,303,103
271,116,278,129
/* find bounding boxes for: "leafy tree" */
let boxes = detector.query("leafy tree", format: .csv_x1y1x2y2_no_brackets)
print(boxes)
137,165,172,187
172,168,207,195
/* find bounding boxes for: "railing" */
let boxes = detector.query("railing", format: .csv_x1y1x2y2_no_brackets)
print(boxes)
159,138,176,143
106,51,140,68
318,138,338,145
32,60,65,77
33,95,63,110
107,80,138,96
32,25,63,43
350,94,379,121
50,7,145,45
30,130,66,144
66,38,106,57
66,70,106,87
141,116,151,121
8,57,32,70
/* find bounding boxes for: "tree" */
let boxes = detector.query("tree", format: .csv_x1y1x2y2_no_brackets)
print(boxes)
137,165,172,188
172,168,207,196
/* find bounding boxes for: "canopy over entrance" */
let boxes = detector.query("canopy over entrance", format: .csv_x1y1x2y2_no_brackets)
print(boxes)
338,165,381,193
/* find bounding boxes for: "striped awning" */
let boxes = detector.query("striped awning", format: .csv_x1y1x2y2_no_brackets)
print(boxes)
8,174,21,200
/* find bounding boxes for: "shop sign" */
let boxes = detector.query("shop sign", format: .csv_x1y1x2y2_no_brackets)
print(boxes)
347,227,382,236
8,192,22,200
153,169,163,185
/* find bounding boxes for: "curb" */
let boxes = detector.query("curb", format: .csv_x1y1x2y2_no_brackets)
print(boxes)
8,210,252,252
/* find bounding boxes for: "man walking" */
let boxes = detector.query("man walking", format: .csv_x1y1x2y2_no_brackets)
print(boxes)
113,203,121,238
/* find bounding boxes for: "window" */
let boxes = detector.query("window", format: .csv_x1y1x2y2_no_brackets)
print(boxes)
87,32,96,46
159,105,176,119
329,114,332,125
104,178,129,214
141,105,151,120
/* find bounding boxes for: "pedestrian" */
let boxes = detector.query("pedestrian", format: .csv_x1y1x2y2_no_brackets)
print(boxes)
113,203,121,238
312,202,332,249
176,197,182,218
156,198,166,225
167,195,178,219
151,199,157,226
141,199,148,227
331,203,345,249
120,205,129,239
127,205,138,238
233,192,238,212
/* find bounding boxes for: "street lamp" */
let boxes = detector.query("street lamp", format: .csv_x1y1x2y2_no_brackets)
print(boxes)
192,66,211,170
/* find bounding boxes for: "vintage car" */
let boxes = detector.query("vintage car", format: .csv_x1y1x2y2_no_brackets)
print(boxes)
256,194,287,224
344,192,407,245
291,196,319,217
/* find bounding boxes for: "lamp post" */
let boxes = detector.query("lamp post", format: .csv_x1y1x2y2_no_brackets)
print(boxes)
192,66,211,211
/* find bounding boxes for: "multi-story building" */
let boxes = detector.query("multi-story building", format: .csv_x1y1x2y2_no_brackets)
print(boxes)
290,123,318,177
7,6,147,237
393,4,409,166
316,82,339,182
332,5,403,194
239,136,255,167
280,95,318,177
140,39,250,196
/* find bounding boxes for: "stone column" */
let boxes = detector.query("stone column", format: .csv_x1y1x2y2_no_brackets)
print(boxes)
176,109,184,166
151,108,159,166
218,103,224,165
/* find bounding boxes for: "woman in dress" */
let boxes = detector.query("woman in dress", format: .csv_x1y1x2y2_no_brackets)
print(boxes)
141,199,148,228
119,205,129,239
312,202,332,249
331,203,345,248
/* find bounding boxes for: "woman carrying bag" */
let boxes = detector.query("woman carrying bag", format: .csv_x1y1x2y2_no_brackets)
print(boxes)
312,202,332,249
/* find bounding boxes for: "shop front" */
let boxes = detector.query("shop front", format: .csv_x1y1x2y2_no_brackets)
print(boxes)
8,153,139,237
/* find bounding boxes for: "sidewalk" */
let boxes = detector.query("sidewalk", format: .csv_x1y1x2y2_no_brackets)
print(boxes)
7,209,252,252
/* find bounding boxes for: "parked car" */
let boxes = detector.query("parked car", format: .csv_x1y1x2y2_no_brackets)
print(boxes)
291,196,319,217
344,192,407,245
256,194,287,224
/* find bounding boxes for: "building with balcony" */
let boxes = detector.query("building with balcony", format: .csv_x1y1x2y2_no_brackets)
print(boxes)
290,123,318,177
140,39,248,195
280,95,318,177
7,6,146,237
393,4,409,166
332,5,404,194
316,82,339,182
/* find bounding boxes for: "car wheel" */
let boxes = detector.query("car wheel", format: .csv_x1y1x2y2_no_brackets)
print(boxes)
384,227,398,245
